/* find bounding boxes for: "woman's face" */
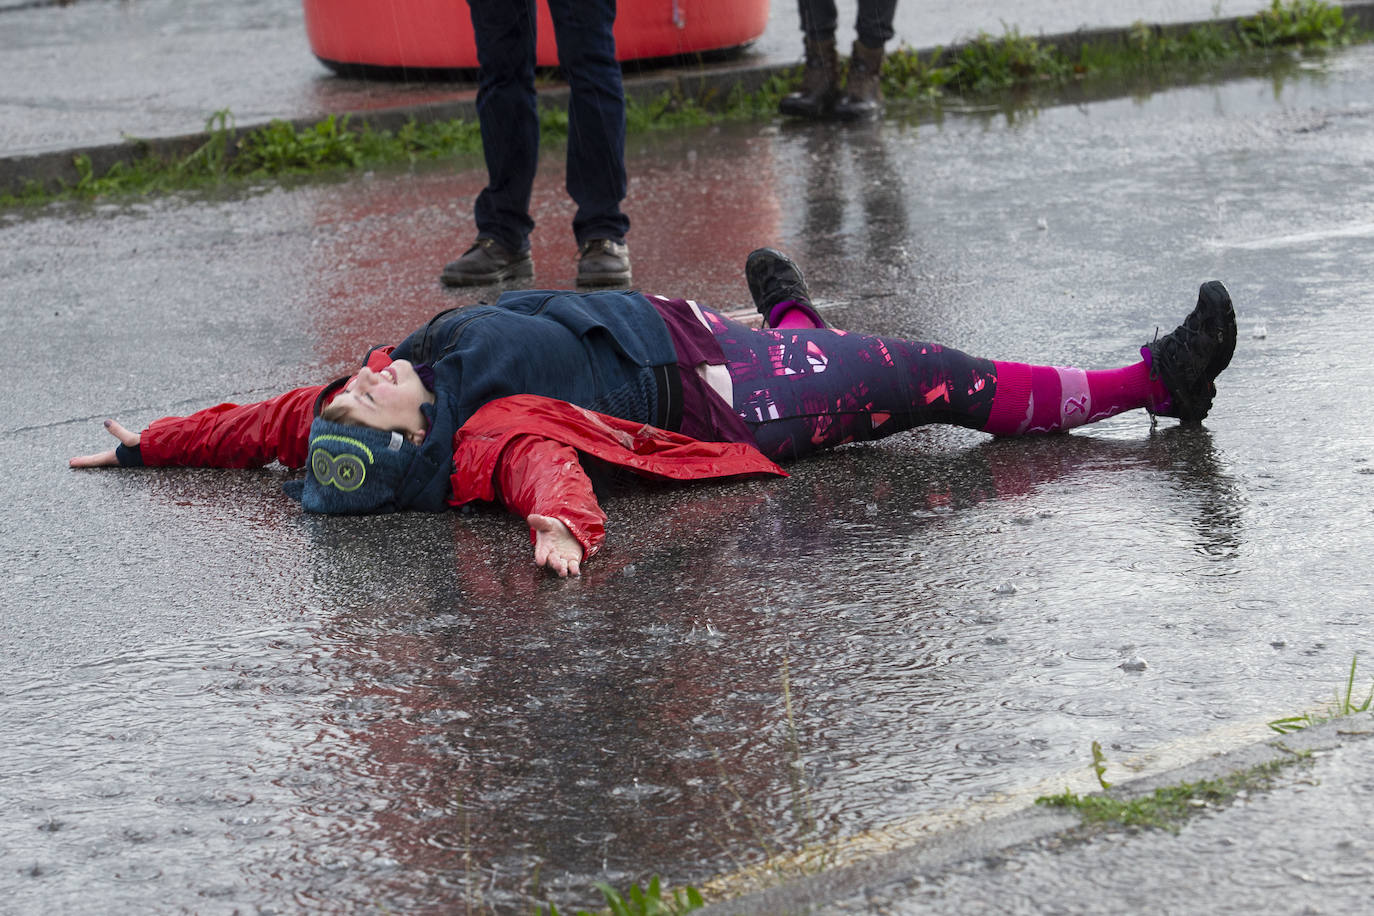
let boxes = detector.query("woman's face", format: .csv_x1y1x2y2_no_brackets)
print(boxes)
329,359,435,443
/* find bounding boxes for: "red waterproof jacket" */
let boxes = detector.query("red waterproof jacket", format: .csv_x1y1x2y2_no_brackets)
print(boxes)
449,394,785,558
137,350,785,557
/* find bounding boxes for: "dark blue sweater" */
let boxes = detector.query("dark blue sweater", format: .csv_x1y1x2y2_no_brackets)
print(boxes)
388,289,677,511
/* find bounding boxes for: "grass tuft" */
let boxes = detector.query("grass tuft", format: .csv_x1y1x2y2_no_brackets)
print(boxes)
541,876,704,916
1036,748,1312,833
1268,654,1374,734
939,29,1074,93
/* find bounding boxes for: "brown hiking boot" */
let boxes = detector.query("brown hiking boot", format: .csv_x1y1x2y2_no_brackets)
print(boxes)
835,40,885,120
440,237,533,286
576,238,632,287
779,37,839,119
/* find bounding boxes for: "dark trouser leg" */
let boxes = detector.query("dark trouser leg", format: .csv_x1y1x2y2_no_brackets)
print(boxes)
546,0,630,245
799,0,840,40
468,0,539,252
704,313,998,463
854,0,897,48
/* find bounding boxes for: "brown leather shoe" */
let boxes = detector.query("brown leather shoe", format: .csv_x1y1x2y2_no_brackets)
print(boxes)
576,238,631,287
440,237,533,287
779,37,840,119
835,40,884,120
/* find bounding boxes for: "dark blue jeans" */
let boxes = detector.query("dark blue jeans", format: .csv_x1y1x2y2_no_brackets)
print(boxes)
799,0,898,48
467,0,630,252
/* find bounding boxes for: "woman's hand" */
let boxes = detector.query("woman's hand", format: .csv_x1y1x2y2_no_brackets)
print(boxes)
528,514,584,578
69,419,141,468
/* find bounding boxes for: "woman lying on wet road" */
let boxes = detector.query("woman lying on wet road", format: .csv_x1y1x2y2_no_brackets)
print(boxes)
70,249,1237,578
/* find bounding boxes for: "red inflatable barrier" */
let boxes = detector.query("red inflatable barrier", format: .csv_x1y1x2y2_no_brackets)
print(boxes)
304,0,769,72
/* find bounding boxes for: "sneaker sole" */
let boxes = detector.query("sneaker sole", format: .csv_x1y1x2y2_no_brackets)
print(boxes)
439,259,534,287
1198,280,1237,376
575,274,632,288
1154,280,1237,423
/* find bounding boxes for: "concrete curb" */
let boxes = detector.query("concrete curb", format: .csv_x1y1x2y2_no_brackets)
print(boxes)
3,2,1372,198
695,719,1374,915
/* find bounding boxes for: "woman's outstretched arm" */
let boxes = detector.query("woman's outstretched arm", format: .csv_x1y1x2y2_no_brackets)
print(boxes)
67,385,325,470
489,435,608,577
68,419,141,467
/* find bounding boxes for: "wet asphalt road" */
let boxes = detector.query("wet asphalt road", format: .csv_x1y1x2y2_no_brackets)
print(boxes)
4,10,1374,916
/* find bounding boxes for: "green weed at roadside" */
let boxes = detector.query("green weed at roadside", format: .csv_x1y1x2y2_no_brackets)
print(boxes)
177,109,235,179
1036,744,1312,832
0,0,1365,208
938,29,1073,93
541,876,704,916
904,0,1360,96
1239,0,1349,47
1041,650,1373,833
1268,654,1374,734
1091,740,1112,789
236,114,365,172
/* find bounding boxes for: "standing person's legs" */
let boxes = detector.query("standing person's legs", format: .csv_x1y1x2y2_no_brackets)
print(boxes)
799,0,840,39
471,0,539,251
546,0,632,286
441,0,539,286
854,0,897,49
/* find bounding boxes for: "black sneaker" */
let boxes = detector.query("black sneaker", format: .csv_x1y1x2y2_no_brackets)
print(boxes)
576,238,631,287
1146,280,1237,423
440,238,533,287
746,247,826,328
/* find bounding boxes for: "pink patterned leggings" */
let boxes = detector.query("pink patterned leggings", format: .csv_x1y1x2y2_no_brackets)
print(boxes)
701,309,998,462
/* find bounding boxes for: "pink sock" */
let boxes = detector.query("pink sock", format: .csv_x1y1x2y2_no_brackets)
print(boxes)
767,299,826,329
982,350,1169,436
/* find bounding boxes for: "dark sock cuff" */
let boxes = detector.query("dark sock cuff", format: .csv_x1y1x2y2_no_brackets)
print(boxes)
115,443,144,467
